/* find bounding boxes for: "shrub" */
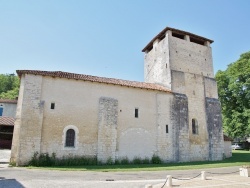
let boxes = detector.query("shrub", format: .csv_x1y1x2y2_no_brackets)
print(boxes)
29,151,39,166
142,157,150,164
106,157,114,165
120,157,130,165
114,159,121,165
28,153,162,167
132,157,142,164
28,152,98,167
151,154,162,164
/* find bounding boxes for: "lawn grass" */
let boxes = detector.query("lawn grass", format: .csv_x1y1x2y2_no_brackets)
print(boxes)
27,150,250,172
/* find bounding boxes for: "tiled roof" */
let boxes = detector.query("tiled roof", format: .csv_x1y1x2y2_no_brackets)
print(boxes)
0,116,15,126
142,26,214,52
224,134,233,142
16,70,172,93
0,99,17,104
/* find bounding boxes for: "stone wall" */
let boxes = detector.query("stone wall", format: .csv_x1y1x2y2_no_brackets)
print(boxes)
204,77,218,99
97,97,118,163
12,74,175,165
169,35,214,78
144,31,171,89
206,98,223,161
11,74,44,165
171,93,189,162
156,93,173,162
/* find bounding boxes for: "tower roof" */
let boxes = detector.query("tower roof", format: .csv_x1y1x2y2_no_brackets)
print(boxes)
142,27,214,52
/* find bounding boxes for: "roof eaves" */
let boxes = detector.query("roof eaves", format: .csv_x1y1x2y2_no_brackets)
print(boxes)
142,26,214,52
0,99,18,104
16,70,172,93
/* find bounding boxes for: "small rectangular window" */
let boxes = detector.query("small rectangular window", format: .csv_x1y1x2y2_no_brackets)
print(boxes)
135,108,139,118
51,103,55,109
166,125,168,133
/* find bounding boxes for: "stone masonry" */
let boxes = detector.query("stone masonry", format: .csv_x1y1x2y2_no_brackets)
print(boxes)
97,97,118,163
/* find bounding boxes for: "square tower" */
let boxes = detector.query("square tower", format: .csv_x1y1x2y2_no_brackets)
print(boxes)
143,27,223,161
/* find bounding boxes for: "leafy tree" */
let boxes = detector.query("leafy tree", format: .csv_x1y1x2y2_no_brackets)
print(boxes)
215,51,250,140
0,73,19,99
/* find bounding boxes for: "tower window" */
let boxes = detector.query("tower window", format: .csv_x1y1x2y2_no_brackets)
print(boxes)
190,37,205,46
135,108,139,118
192,118,198,134
51,103,55,109
166,125,169,133
172,32,185,40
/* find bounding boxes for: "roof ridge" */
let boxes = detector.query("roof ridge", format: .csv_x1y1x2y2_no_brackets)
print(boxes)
16,70,172,93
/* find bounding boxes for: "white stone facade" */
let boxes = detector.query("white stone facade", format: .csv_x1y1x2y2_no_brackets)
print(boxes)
11,27,224,165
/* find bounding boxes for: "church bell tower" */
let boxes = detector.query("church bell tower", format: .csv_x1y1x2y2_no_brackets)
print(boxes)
142,27,224,161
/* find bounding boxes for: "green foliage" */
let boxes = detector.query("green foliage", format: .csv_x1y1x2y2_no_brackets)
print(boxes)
151,154,162,164
29,152,97,167
120,157,130,165
28,152,163,167
0,73,19,99
28,151,250,172
114,159,121,165
215,51,250,139
106,157,114,165
132,156,142,164
142,157,150,164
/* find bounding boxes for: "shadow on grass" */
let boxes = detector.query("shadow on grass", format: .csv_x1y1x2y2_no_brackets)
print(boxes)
28,150,250,172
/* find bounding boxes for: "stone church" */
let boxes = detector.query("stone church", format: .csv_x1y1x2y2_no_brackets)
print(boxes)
11,27,224,166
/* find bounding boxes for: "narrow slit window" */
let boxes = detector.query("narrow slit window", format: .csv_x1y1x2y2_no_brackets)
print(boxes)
135,108,139,118
192,118,198,134
166,125,169,133
51,103,55,109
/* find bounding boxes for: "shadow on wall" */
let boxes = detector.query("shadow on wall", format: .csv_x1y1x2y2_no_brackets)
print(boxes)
0,177,25,188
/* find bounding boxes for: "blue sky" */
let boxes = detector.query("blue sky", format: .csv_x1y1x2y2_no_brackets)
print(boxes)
1,0,250,82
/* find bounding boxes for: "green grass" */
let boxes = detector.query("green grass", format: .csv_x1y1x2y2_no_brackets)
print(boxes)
27,150,250,172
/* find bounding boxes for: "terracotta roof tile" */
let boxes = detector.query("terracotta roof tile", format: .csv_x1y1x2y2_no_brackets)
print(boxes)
0,116,15,126
16,70,172,93
0,99,17,104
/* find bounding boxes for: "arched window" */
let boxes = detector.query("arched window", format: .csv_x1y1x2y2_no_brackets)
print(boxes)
192,118,198,134
62,125,79,150
65,129,75,147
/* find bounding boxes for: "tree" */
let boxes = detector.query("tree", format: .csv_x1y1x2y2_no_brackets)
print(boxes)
0,74,19,99
215,51,250,140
